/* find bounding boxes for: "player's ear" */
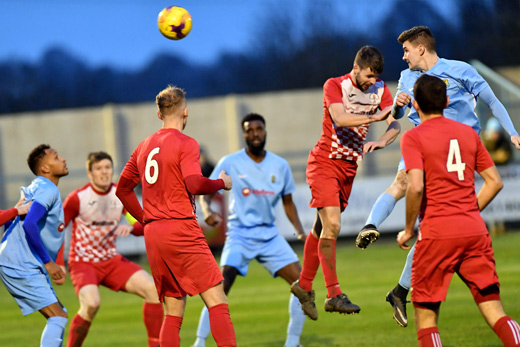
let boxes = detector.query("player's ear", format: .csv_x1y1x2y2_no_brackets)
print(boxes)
412,100,420,112
418,44,425,56
445,96,450,109
183,107,188,117
157,110,163,120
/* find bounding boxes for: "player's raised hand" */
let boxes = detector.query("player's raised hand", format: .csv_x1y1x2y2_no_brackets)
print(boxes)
45,260,66,283
205,212,223,227
114,225,133,237
219,170,232,190
363,140,386,154
395,92,411,108
511,134,520,150
15,201,32,216
396,230,414,250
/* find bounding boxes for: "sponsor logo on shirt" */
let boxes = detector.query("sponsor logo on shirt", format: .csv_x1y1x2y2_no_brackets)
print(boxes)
241,187,275,196
242,187,251,196
91,221,117,226
58,223,65,232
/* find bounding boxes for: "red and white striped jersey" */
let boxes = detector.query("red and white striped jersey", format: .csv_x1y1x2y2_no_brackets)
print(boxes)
64,183,123,262
312,73,393,161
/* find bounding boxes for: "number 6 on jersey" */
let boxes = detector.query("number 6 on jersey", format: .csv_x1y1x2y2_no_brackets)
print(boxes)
145,147,160,184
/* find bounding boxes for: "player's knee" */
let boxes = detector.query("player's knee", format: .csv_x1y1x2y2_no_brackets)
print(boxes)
82,300,100,319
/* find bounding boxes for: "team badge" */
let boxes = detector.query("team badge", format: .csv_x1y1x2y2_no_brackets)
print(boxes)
444,79,449,87
242,187,251,196
58,223,65,232
271,175,276,183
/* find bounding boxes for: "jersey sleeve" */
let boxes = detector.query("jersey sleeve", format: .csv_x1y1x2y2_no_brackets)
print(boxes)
380,83,393,109
401,130,424,172
0,208,17,226
120,146,141,184
474,132,496,173
62,190,80,227
180,138,204,178
281,160,296,196
461,63,489,97
323,78,343,107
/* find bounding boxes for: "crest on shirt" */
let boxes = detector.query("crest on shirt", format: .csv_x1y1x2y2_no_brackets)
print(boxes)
58,223,65,232
242,187,251,196
271,175,276,183
369,93,379,102
444,79,449,87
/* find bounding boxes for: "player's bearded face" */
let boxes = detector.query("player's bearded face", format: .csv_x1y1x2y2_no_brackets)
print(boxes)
243,120,266,155
354,67,378,91
44,148,69,178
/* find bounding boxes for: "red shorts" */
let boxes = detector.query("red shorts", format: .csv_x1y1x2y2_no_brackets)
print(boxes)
306,151,358,212
411,234,499,304
69,254,142,295
144,218,223,301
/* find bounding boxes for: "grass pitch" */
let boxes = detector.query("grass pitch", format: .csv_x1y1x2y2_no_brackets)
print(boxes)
1,231,519,346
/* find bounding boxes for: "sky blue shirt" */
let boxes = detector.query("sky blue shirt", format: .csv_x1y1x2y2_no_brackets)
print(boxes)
210,149,295,238
0,177,65,273
396,58,489,133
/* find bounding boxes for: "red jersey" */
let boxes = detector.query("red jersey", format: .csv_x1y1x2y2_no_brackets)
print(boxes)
64,183,123,262
312,73,393,161
401,116,495,239
120,128,203,223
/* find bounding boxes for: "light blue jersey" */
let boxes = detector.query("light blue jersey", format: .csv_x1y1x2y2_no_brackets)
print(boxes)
396,58,488,133
0,177,65,273
210,149,295,240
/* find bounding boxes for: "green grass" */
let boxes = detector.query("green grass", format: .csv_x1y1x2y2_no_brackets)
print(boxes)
1,231,519,346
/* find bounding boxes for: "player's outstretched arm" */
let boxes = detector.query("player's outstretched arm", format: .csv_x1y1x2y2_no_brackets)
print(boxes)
477,165,503,211
329,104,390,128
198,194,222,227
398,168,423,250
282,194,306,241
363,116,401,154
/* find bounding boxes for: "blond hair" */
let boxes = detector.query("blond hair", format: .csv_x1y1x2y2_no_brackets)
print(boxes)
155,85,186,116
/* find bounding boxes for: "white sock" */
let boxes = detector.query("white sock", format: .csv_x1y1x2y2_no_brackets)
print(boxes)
285,294,305,347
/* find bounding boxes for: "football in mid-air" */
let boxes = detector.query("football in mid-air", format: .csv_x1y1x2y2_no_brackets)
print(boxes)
157,6,192,40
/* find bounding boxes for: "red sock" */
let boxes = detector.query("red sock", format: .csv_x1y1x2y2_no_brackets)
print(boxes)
208,303,236,347
159,315,182,347
318,238,342,298
493,316,520,346
67,314,91,347
417,327,442,347
299,233,320,292
143,302,163,347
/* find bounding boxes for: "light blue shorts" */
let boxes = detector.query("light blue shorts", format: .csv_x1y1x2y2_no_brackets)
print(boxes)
397,157,405,172
221,227,299,277
0,266,59,316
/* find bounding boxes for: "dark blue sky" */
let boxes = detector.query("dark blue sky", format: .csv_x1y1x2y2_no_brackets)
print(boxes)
0,0,457,71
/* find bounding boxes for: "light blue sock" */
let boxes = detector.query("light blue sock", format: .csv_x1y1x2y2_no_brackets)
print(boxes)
193,306,210,347
285,294,306,347
41,316,68,347
398,243,415,290
366,193,396,228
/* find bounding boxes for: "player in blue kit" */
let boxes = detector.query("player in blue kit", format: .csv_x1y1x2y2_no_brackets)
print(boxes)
191,113,307,347
0,144,69,347
354,26,520,328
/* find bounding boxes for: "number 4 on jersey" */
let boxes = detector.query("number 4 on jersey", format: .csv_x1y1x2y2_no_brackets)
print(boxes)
446,139,466,181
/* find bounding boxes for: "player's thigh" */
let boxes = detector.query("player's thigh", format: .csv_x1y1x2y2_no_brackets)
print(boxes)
124,269,158,300
258,234,299,279
77,284,101,308
458,235,499,299
317,206,342,238
163,295,187,317
0,266,60,316
220,234,255,276
200,282,228,308
102,254,144,292
411,239,460,303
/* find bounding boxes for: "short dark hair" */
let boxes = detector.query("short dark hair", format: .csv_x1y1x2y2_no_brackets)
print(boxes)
398,26,436,52
241,113,266,131
413,74,447,115
87,151,113,171
27,144,51,176
354,46,384,75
